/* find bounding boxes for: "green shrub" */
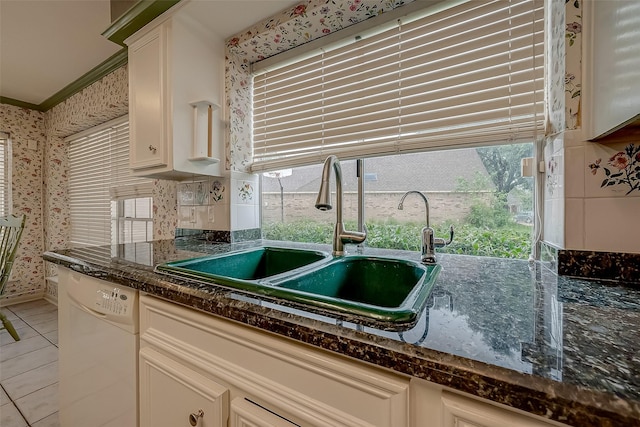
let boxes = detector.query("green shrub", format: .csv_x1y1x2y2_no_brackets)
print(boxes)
262,219,532,259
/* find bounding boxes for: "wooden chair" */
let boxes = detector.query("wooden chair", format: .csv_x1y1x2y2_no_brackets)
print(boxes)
0,214,26,342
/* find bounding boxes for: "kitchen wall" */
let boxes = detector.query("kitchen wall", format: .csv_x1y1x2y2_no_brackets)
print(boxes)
544,0,640,254
0,65,179,301
43,64,178,295
0,104,46,302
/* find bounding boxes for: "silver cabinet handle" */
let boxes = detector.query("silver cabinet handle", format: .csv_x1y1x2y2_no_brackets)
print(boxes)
189,409,204,426
148,145,157,154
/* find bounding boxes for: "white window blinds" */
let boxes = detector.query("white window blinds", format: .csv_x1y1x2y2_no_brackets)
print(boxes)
0,132,11,217
67,116,153,247
252,0,545,172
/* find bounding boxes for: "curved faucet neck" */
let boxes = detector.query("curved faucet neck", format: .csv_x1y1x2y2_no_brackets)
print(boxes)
399,190,430,227
316,155,366,256
329,157,343,222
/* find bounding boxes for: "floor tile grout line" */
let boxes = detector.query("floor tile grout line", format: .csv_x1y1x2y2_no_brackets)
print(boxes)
1,301,58,427
1,383,32,427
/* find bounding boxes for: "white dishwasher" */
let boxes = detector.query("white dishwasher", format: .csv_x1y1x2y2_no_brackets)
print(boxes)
58,266,139,427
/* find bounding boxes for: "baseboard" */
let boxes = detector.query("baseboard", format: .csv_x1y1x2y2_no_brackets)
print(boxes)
43,294,58,307
0,291,47,307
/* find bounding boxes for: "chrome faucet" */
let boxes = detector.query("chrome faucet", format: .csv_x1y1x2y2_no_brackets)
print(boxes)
398,191,453,265
315,155,367,256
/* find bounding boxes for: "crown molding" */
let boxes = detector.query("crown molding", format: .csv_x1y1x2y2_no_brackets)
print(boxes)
0,97,43,112
102,0,181,46
39,48,128,111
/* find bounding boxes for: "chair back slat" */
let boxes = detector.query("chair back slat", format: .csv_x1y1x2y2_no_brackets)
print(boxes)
0,215,27,295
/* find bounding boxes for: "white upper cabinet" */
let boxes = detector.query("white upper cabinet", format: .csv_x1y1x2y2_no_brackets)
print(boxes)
586,0,640,139
126,4,224,179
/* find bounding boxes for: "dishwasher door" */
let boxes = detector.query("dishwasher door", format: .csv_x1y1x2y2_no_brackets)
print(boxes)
58,267,139,427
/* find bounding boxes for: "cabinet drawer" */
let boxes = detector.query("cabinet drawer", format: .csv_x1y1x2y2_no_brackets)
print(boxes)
140,347,229,427
442,391,564,427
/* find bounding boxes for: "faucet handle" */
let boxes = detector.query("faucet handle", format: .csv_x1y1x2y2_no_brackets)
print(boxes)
445,225,454,244
434,225,454,248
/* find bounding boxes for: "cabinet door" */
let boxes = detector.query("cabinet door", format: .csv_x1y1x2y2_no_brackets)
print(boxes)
140,347,229,427
128,24,169,170
230,397,302,427
442,392,559,427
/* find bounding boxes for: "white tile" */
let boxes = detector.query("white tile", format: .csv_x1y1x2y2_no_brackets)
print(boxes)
32,411,59,427
544,151,564,201
3,361,58,400
584,197,640,253
42,331,58,346
21,311,57,328
583,142,640,198
31,320,58,336
8,302,56,319
564,198,585,250
211,203,230,230
0,318,28,333
15,382,59,425
177,182,195,206
1,309,19,321
563,129,584,148
0,335,51,362
232,177,258,205
0,388,10,406
0,345,58,381
565,145,585,198
0,326,39,346
208,178,227,204
193,181,209,205
543,197,564,248
7,300,53,315
0,402,28,427
233,204,259,230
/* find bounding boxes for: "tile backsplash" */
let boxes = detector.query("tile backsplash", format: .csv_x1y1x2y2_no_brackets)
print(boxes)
177,177,230,231
176,172,261,237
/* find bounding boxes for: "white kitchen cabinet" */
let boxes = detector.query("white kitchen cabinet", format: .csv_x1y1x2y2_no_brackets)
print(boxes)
441,391,563,427
139,294,571,427
126,3,224,179
410,378,567,427
586,0,640,139
139,347,229,427
139,294,410,427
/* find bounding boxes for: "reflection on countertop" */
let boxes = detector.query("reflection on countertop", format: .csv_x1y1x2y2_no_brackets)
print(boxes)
43,238,640,427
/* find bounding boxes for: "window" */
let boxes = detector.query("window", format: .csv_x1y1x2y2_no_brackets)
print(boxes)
252,0,544,171
66,116,153,247
255,0,542,259
112,197,153,244
0,132,11,217
262,144,534,259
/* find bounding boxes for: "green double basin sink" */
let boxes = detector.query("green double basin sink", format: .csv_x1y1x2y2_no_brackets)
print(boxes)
156,247,440,326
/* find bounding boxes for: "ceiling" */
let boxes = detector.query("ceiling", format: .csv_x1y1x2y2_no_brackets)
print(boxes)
0,0,298,110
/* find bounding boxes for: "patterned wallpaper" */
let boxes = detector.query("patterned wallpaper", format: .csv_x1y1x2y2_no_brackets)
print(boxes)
565,0,582,130
0,65,178,299
225,0,415,171
0,104,46,301
44,65,178,271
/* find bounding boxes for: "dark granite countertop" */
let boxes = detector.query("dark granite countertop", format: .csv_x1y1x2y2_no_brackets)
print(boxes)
43,238,640,427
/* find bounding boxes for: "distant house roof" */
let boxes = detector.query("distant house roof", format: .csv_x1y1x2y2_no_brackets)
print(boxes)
261,148,495,193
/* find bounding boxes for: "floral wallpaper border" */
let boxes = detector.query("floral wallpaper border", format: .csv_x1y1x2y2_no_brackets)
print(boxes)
565,0,582,130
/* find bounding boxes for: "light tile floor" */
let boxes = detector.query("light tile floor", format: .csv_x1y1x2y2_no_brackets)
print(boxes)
0,300,59,427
